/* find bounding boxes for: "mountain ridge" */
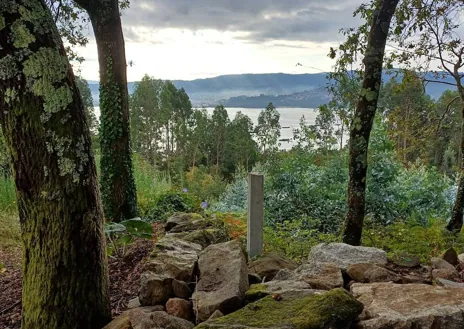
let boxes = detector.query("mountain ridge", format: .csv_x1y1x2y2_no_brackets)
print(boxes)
87,71,456,108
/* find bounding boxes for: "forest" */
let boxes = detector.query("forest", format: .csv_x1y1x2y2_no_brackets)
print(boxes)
1,0,464,329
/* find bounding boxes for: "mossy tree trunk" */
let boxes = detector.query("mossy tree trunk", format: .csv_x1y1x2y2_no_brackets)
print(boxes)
343,0,399,246
0,1,111,328
75,0,138,222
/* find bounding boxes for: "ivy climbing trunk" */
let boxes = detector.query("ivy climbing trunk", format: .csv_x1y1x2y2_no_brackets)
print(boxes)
343,0,399,246
75,0,138,222
0,1,110,329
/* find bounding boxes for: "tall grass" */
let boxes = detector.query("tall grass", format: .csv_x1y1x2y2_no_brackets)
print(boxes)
0,177,20,247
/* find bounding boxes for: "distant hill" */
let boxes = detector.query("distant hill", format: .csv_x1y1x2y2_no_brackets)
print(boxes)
87,71,456,108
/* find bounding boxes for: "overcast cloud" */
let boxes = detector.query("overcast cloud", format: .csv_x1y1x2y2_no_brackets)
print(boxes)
121,0,361,44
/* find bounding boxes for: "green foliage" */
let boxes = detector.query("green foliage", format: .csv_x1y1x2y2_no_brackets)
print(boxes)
105,218,153,256
99,58,138,221
264,218,338,263
140,190,200,222
363,219,464,262
184,166,226,202
255,102,281,154
75,76,98,136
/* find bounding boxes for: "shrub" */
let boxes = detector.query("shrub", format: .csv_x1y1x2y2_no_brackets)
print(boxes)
185,166,226,202
363,218,464,262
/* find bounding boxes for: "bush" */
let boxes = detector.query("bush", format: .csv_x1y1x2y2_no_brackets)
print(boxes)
184,166,226,202
141,190,201,221
264,218,338,263
363,218,464,262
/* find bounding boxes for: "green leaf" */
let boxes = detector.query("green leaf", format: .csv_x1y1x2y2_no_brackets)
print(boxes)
120,218,153,235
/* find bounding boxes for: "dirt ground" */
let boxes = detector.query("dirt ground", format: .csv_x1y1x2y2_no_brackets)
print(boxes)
0,223,163,329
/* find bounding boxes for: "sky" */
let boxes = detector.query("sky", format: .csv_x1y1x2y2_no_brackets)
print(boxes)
74,0,362,82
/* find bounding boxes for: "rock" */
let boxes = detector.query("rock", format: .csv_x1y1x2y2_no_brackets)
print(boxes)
166,298,194,322
391,252,421,268
145,238,202,281
458,253,464,263
206,310,224,321
180,228,230,248
436,278,464,288
129,309,194,329
139,272,174,306
352,282,464,329
165,213,202,232
102,312,131,329
273,269,294,281
127,297,141,309
245,280,320,302
431,257,455,270
432,268,460,281
102,307,164,329
140,238,202,306
294,262,344,290
194,288,363,329
307,243,387,270
442,248,459,266
248,252,298,282
347,263,400,283
400,274,431,284
172,279,192,299
248,272,262,285
192,240,249,322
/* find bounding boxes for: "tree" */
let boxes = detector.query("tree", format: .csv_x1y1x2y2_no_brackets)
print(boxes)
379,70,435,164
74,0,137,222
210,105,230,172
189,108,210,168
255,102,281,154
75,76,99,136
226,112,259,176
0,1,110,328
331,0,400,245
130,75,164,165
386,0,464,231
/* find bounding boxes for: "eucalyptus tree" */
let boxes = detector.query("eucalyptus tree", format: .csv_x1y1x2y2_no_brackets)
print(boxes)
330,0,400,245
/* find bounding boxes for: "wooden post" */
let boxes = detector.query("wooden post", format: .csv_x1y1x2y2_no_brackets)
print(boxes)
247,172,264,258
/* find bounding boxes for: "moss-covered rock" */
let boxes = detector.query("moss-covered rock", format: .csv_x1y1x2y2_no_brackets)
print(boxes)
195,288,363,329
245,281,319,303
181,228,230,248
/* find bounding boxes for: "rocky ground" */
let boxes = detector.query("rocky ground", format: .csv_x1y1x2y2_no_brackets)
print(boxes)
3,214,464,329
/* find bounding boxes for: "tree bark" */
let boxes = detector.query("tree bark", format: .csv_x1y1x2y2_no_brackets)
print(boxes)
75,0,138,222
343,0,399,246
448,84,464,231
0,1,111,328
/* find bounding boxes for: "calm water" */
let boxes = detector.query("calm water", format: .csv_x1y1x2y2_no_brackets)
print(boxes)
205,107,317,150
94,107,317,150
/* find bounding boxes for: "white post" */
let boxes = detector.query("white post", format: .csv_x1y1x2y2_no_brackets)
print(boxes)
247,172,264,258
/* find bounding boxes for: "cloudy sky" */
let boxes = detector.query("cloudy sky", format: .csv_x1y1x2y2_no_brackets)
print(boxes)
74,0,362,82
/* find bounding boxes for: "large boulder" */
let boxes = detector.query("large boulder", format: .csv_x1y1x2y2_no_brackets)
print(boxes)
245,280,320,302
165,213,203,232
307,243,387,270
352,282,464,329
347,263,400,283
102,306,164,329
248,252,298,282
139,238,202,305
180,228,230,248
442,248,459,267
194,288,364,329
129,309,194,329
166,298,194,322
192,240,249,322
431,257,456,270
294,262,344,290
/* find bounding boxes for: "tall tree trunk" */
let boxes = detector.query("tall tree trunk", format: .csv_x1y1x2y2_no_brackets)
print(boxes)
75,0,138,222
448,84,464,231
0,1,111,328
343,0,399,246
